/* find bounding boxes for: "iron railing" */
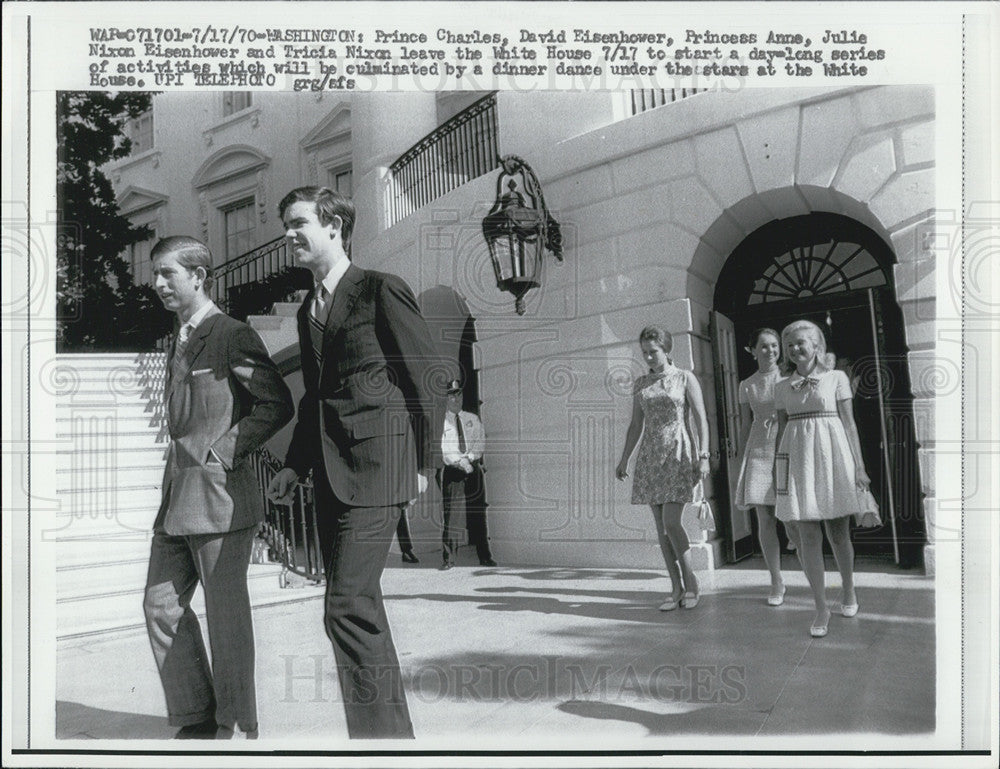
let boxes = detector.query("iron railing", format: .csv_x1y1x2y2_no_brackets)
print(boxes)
251,447,325,585
630,88,705,115
387,92,500,226
212,236,298,317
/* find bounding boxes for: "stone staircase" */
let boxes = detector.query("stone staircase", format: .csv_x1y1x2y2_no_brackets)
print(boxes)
247,296,303,371
53,349,322,642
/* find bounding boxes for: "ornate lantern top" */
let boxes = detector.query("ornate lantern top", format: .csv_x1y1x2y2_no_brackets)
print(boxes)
481,155,562,314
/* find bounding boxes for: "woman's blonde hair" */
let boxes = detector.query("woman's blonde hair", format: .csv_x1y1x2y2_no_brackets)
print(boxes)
780,319,835,373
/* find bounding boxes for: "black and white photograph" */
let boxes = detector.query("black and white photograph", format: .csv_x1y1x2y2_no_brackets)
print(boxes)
2,2,997,767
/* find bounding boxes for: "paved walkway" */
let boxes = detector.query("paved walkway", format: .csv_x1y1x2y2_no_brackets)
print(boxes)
56,554,935,749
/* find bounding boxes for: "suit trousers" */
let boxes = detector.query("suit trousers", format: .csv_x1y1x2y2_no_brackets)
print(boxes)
439,464,492,562
143,525,258,731
314,464,415,739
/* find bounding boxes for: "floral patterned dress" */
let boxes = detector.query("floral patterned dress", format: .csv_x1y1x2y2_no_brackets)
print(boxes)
631,367,697,505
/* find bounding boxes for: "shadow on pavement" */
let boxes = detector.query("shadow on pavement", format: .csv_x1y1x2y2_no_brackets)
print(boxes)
56,700,174,739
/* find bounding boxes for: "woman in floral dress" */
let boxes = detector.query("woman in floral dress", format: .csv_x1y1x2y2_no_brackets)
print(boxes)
616,326,711,611
773,320,876,638
734,328,787,606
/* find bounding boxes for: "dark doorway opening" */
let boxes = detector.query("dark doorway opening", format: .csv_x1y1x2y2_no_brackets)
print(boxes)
713,213,925,569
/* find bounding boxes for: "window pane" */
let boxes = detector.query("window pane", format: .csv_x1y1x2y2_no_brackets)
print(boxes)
329,168,353,197
129,110,154,154
225,198,256,259
223,92,252,117
129,230,156,286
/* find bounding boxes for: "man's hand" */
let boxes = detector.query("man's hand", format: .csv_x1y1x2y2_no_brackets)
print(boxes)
417,469,432,495
267,467,299,506
458,458,475,474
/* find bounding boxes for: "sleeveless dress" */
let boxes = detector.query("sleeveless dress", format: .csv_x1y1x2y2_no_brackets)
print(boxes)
631,368,697,505
773,369,867,521
734,368,784,508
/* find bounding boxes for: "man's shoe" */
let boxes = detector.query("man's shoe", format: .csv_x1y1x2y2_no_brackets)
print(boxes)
439,560,453,571
401,550,419,564
479,558,498,567
174,719,218,739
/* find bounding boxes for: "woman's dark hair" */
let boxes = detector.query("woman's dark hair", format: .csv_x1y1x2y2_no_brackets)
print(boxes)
639,325,673,353
745,327,782,363
747,327,780,350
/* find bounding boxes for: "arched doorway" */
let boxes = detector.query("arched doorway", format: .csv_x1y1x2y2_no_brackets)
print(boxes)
712,213,925,568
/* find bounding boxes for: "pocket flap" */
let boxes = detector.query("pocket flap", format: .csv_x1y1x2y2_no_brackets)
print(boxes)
349,413,408,439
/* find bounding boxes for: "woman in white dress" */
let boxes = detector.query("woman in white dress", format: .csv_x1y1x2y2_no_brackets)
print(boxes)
734,328,787,606
773,320,874,638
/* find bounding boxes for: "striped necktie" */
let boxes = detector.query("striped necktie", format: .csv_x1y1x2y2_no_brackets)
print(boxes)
170,322,193,383
308,285,328,367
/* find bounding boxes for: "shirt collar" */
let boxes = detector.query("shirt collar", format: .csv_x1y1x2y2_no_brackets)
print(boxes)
316,257,350,298
183,300,218,332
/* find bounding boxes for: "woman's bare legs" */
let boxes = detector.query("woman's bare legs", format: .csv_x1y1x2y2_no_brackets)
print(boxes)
661,502,699,600
651,504,684,603
823,516,857,609
755,504,784,602
787,520,830,632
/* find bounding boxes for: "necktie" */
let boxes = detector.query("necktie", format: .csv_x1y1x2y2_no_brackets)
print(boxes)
455,414,468,454
308,285,328,367
170,322,193,383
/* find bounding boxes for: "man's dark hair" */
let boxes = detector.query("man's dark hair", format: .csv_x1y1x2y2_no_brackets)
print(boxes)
278,186,356,256
151,236,214,292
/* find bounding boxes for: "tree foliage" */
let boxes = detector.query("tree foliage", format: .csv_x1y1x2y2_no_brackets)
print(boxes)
57,91,173,351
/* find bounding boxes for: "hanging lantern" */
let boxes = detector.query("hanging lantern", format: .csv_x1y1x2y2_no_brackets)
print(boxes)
481,155,562,315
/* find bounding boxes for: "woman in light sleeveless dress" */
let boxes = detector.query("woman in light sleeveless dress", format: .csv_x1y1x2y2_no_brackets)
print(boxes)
773,320,876,638
734,328,787,606
616,326,711,611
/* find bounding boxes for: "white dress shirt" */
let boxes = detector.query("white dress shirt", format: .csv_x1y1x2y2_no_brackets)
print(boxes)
441,410,485,467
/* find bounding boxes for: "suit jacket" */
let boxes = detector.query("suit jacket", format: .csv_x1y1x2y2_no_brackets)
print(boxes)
284,263,441,507
157,308,294,535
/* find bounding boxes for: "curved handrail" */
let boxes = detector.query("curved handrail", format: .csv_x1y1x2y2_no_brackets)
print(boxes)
250,447,325,584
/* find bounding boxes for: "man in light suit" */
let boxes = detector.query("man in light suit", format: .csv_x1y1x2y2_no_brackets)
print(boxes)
267,187,440,739
438,380,496,569
144,236,294,739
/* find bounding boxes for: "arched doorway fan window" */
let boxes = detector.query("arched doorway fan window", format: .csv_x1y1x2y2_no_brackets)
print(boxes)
711,212,924,569
747,240,887,305
715,212,894,317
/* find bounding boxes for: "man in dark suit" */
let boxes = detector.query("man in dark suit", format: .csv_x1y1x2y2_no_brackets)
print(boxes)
267,187,440,739
144,236,294,739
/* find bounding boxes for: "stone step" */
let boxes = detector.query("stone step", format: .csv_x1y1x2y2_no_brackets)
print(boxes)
52,496,162,532
271,302,302,317
56,446,168,468
54,431,168,450
52,532,155,568
56,400,163,416
56,562,324,640
55,464,165,490
55,551,298,603
247,315,284,331
52,353,161,367
248,314,299,359
42,518,154,549
56,415,166,433
56,556,151,601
